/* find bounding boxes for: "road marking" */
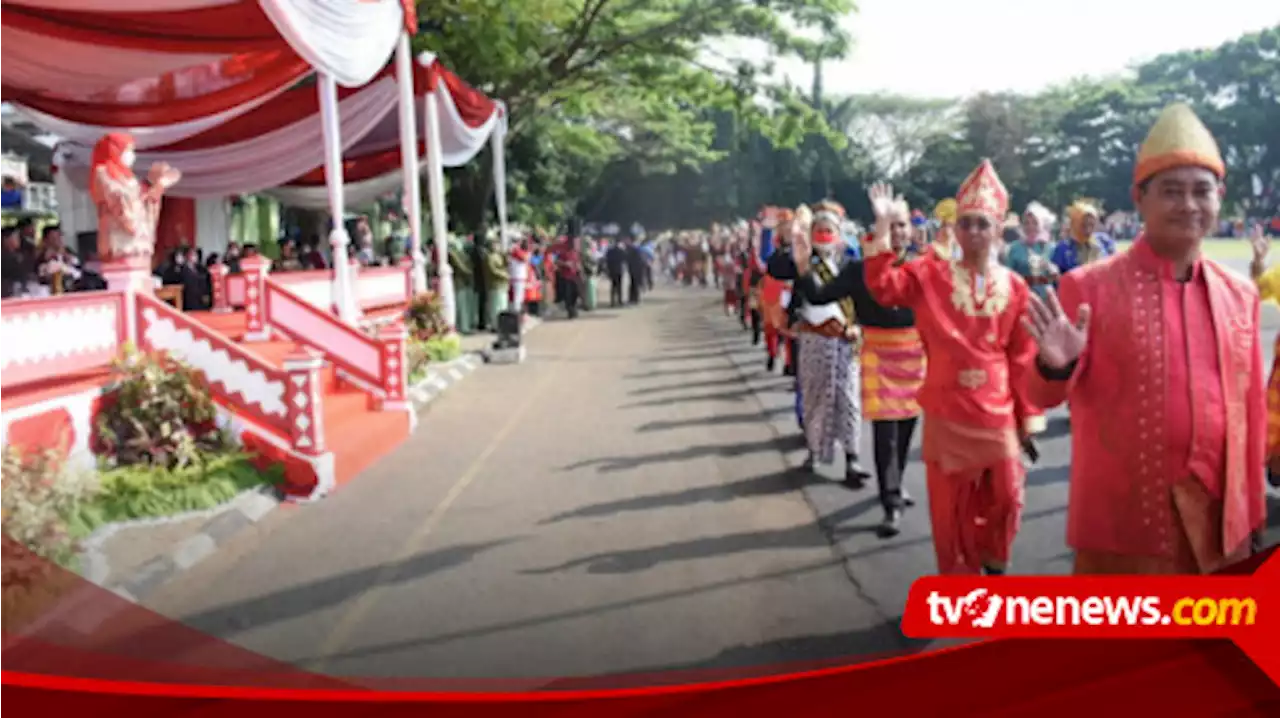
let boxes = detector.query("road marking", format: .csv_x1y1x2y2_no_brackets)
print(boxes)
312,322,588,671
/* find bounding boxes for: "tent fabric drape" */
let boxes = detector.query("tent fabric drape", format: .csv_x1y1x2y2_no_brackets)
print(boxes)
0,0,407,96
56,78,402,197
49,54,504,201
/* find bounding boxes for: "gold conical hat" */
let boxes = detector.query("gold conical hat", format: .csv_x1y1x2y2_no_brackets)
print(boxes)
1134,103,1224,185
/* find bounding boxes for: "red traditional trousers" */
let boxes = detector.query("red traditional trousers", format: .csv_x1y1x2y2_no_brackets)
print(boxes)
923,418,1026,574
764,326,793,365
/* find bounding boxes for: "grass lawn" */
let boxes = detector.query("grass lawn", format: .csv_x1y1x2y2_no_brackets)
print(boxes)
1113,237,1252,261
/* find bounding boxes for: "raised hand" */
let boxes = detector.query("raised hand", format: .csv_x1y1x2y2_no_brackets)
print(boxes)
1022,287,1090,370
868,182,897,221
792,225,812,269
1249,223,1270,277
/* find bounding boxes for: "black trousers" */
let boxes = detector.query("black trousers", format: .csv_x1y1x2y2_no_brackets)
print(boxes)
750,308,762,344
628,273,641,304
872,417,918,512
609,274,624,306
560,279,580,318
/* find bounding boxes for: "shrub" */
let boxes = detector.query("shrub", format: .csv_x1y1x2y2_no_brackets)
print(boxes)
70,451,283,535
407,334,463,384
405,292,451,340
2,445,99,581
94,346,235,469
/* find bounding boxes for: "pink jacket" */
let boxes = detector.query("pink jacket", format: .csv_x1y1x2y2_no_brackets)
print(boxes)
1026,238,1266,560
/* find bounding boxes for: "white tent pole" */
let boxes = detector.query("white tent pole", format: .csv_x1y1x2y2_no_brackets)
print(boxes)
491,112,510,252
395,34,427,294
424,77,456,329
318,73,357,322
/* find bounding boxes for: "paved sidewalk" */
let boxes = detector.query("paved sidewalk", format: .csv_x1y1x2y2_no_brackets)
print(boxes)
141,288,916,680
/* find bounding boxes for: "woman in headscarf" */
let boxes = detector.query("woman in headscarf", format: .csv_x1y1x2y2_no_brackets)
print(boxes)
788,200,872,486
1003,202,1059,299
1050,200,1114,274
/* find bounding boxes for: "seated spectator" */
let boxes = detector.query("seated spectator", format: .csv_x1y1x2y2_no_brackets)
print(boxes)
35,225,82,294
2,227,33,298
276,241,305,272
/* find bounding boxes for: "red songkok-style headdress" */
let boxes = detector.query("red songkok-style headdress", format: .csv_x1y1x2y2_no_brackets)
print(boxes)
89,132,135,205
955,159,1009,221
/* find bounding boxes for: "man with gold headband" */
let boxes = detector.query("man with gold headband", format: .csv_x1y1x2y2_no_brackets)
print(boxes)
1024,103,1267,574
793,197,925,536
786,199,872,484
1050,199,1115,274
851,161,1041,575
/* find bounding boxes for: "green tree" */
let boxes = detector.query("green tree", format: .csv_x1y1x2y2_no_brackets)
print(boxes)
414,0,855,233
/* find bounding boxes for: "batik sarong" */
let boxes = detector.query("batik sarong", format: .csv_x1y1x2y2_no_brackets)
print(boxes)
861,327,925,421
798,332,861,464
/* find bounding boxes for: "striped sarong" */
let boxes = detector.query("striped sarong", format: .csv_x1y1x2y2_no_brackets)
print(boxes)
860,326,925,421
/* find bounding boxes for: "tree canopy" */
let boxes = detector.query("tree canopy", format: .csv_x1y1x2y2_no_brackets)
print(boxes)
415,4,1277,232
415,0,855,232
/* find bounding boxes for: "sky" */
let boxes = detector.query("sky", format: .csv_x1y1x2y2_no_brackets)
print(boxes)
761,0,1280,99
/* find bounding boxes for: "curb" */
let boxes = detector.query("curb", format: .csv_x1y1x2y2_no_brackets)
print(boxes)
80,486,282,604
407,314,542,411
78,314,547,605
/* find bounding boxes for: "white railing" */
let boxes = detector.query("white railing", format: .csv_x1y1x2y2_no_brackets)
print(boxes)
0,291,126,389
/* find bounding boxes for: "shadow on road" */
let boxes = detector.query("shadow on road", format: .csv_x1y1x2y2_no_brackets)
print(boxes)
558,621,929,688
563,436,797,474
541,469,805,525
619,388,755,409
312,560,849,666
627,375,751,396
523,523,832,575
635,406,790,433
161,538,519,638
641,351,729,363
1025,463,1069,487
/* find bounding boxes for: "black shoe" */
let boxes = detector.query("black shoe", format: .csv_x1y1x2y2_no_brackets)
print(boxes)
845,461,872,482
782,363,796,377
842,474,867,490
902,490,916,508
801,452,815,473
877,509,903,538
766,356,776,372
983,565,1006,576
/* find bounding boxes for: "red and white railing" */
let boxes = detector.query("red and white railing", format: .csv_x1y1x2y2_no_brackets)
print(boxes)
211,257,415,319
0,291,128,390
134,293,326,457
261,276,408,411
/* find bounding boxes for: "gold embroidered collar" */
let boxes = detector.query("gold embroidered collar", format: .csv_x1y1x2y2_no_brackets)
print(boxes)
949,261,1011,317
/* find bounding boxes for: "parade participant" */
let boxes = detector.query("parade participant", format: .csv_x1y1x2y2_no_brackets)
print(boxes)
793,206,924,536
786,200,871,485
1024,103,1267,574
746,209,786,345
1050,200,1114,274
929,199,961,262
1004,202,1059,299
480,236,510,328
1249,225,1280,488
552,235,583,318
509,240,531,315
860,163,1041,575
760,208,800,375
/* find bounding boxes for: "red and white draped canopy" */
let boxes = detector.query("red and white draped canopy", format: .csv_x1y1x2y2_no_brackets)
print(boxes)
2,1,504,204
2,0,504,321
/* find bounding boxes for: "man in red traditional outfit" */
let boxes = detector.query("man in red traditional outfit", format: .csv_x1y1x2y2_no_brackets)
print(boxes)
1023,103,1268,574
861,162,1040,575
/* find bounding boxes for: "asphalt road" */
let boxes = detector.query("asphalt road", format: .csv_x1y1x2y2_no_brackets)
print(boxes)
142,286,919,684
139,274,1279,683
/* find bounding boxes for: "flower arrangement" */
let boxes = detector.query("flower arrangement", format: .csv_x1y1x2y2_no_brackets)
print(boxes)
93,346,234,469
